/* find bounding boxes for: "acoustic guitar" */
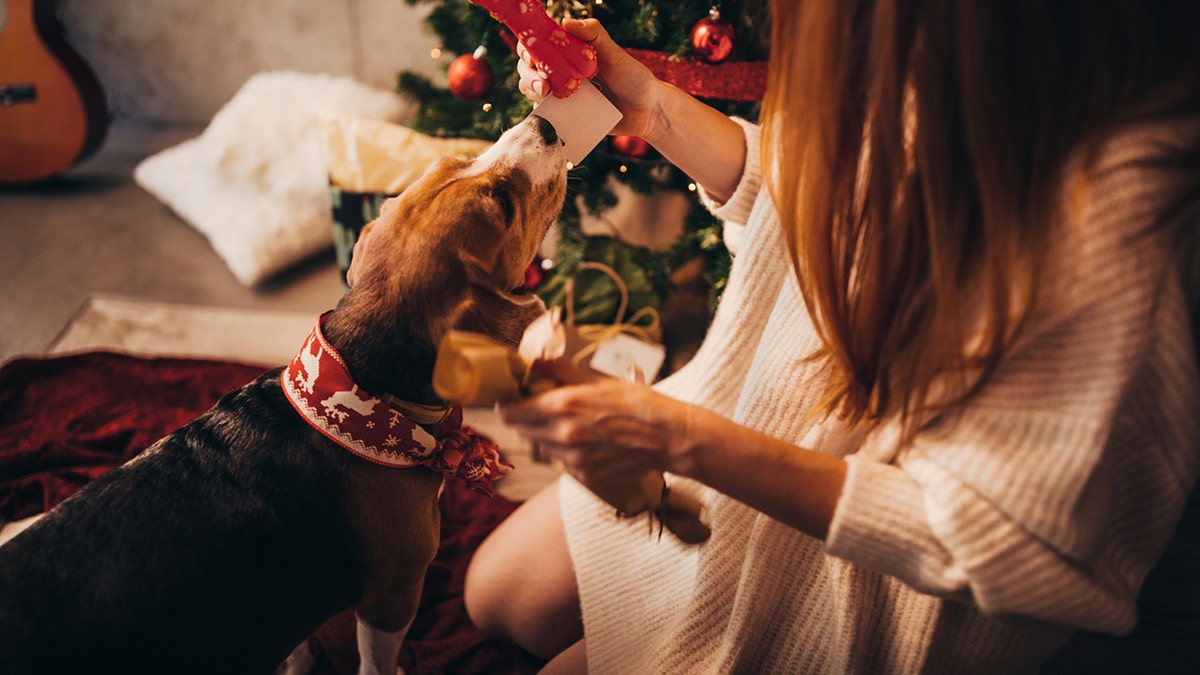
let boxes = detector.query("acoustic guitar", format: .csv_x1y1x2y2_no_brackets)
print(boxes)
0,0,108,184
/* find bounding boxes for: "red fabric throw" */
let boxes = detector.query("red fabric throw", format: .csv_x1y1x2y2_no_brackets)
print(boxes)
0,351,540,675
0,352,267,522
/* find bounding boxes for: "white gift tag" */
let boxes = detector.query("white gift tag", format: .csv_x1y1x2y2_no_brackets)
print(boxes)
533,79,623,165
588,333,666,383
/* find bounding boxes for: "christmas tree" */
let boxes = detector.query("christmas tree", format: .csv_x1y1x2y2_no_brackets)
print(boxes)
398,0,769,334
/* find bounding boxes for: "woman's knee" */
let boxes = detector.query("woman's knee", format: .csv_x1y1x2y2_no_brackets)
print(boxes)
464,479,583,658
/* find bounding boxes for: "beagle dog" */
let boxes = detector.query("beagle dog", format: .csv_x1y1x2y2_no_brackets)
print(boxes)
0,115,566,675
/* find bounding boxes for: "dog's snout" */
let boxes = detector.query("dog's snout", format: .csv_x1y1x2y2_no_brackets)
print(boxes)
532,115,558,146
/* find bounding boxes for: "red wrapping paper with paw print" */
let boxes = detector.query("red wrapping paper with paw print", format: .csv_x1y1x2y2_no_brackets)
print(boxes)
471,0,598,97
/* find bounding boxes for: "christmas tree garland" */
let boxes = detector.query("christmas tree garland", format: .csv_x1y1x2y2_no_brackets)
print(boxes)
626,48,767,102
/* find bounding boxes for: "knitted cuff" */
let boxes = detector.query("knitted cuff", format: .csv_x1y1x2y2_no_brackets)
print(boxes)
697,117,763,255
824,454,968,596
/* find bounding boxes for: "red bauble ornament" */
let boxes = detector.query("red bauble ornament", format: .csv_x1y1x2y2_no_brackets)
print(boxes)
448,48,494,102
690,9,735,64
523,258,546,291
611,135,651,158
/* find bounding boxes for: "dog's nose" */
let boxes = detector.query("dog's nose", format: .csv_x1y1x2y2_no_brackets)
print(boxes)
532,115,559,146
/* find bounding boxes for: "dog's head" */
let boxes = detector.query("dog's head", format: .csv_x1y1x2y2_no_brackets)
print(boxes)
342,115,566,350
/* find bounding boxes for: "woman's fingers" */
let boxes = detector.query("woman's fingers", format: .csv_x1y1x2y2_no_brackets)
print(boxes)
518,76,547,101
561,18,603,47
499,382,659,453
515,45,549,101
561,18,624,71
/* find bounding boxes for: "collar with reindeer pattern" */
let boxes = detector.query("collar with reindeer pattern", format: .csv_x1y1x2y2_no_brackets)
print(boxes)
281,312,511,495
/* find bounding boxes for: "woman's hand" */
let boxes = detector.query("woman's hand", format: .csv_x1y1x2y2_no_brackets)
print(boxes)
519,17,746,201
499,372,849,541
497,378,697,490
517,18,665,140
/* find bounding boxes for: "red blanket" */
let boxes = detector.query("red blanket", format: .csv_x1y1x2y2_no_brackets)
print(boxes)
0,351,540,674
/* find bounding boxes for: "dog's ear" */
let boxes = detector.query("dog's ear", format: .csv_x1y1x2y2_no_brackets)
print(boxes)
339,227,475,341
402,245,477,342
454,289,547,348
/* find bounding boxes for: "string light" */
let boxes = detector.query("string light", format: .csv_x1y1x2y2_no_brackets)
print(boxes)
482,102,493,112
687,182,698,192
619,165,628,173
430,48,442,59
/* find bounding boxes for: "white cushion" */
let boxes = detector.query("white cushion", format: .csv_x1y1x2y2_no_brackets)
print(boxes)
134,71,407,285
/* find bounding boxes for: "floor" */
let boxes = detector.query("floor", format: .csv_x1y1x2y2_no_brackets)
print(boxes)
0,120,346,365
0,120,560,506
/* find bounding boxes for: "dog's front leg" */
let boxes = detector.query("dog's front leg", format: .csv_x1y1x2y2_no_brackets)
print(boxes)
355,574,424,675
356,612,414,675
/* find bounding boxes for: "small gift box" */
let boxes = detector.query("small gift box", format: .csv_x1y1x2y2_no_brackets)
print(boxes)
559,261,667,384
431,301,708,545
329,188,389,285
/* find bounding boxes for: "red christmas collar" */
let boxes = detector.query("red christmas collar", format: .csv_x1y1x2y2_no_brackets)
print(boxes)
281,312,512,495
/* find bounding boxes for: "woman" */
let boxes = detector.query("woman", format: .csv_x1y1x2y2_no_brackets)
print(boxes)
465,1,1200,672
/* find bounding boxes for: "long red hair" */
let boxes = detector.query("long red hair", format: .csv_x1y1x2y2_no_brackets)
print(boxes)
762,0,1200,430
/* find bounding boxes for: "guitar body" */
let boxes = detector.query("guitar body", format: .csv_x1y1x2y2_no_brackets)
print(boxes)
0,0,108,184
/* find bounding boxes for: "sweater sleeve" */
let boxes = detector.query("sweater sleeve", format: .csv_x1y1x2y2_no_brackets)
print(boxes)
696,118,762,256
824,122,1200,634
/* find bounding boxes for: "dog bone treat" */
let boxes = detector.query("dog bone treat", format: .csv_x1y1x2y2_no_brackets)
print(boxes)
470,0,598,98
470,0,622,164
433,327,711,544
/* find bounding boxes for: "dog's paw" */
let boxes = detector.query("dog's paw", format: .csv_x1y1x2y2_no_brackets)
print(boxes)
276,640,318,675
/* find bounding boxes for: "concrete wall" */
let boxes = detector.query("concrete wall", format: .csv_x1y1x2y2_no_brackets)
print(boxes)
57,0,446,125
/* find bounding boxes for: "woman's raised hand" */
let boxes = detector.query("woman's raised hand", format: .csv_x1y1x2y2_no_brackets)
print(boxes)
517,18,665,140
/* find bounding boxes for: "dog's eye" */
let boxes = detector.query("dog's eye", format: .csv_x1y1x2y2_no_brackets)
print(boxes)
489,185,516,224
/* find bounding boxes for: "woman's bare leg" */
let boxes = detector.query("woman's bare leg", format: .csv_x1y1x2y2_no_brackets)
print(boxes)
465,479,583,660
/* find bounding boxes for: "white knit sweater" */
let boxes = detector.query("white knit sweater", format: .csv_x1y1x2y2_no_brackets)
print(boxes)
559,117,1200,673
